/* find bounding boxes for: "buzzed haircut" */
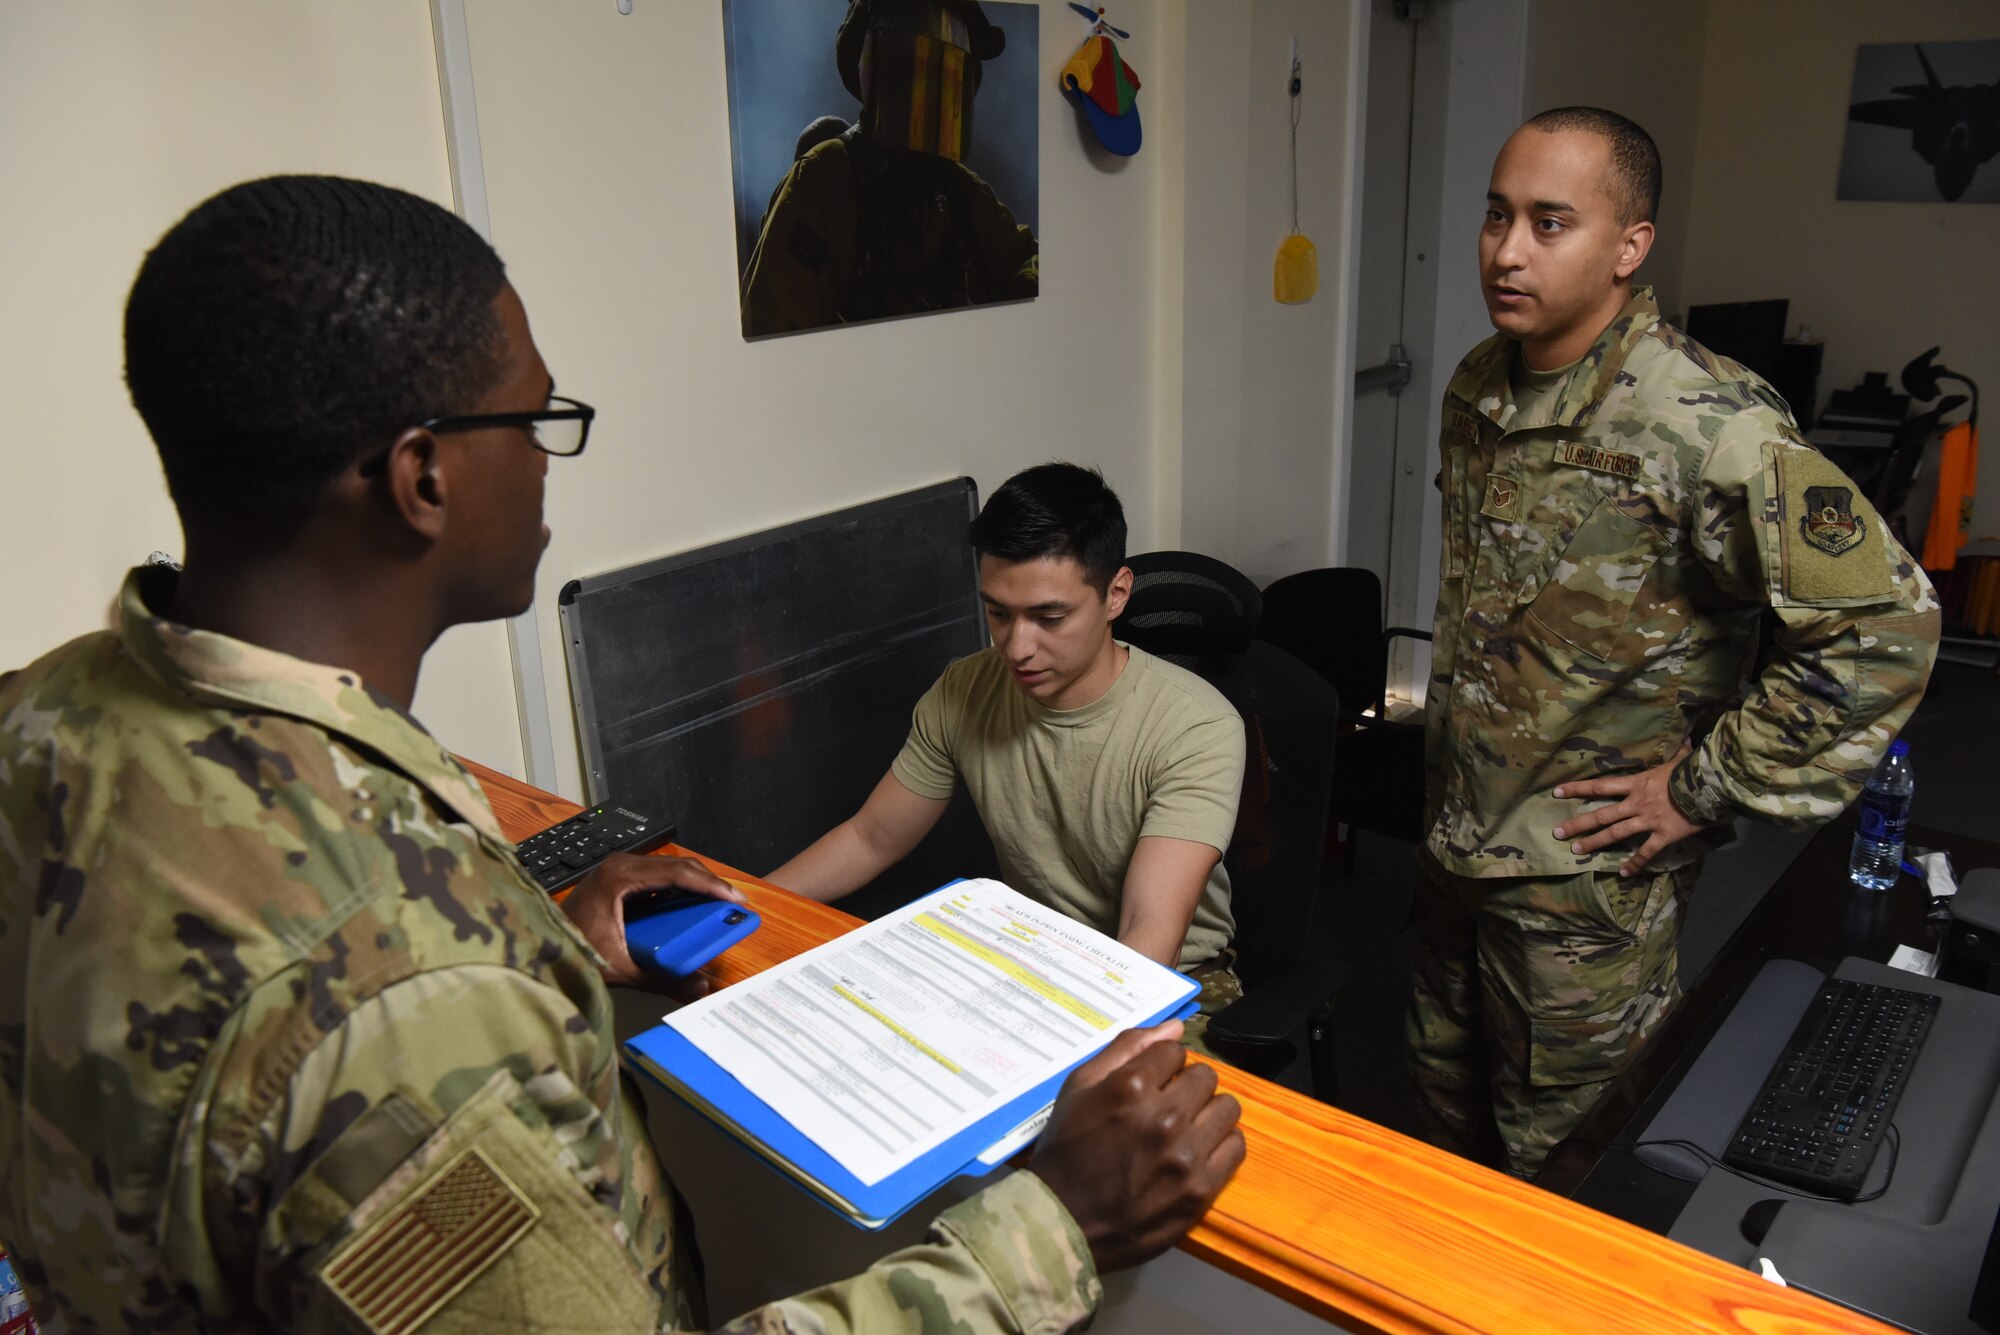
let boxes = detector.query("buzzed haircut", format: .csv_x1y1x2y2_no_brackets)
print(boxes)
1526,106,1661,226
970,462,1127,595
124,175,509,549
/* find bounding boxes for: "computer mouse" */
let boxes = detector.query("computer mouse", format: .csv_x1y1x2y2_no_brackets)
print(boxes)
1633,1141,1709,1182
1740,1197,1786,1247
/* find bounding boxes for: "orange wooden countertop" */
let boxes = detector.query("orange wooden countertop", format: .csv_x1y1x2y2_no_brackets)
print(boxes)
465,758,1890,1334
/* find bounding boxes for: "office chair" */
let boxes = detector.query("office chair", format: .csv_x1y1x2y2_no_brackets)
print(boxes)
1114,551,1348,1100
1871,396,1966,548
1258,568,1428,873
1903,346,1980,429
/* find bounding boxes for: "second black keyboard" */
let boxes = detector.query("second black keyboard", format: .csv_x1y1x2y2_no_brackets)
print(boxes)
1723,975,1939,1199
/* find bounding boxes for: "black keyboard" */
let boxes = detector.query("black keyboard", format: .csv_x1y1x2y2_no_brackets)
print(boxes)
514,804,675,894
1723,976,1939,1199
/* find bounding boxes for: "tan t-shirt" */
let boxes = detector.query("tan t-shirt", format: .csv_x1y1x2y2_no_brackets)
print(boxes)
892,644,1243,968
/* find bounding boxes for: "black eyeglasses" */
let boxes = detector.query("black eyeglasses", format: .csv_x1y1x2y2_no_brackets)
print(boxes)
358,394,595,475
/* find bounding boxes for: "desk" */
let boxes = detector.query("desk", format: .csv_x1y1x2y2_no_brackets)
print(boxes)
467,758,1895,1333
1540,811,2000,1231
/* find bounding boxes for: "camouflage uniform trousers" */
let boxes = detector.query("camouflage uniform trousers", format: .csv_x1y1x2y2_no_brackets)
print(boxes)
1180,948,1244,1061
1405,848,1692,1178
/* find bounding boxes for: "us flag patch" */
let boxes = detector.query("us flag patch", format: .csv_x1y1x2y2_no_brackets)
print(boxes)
322,1147,539,1335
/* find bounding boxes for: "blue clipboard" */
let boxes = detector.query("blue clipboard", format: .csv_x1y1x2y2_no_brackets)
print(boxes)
623,881,1200,1229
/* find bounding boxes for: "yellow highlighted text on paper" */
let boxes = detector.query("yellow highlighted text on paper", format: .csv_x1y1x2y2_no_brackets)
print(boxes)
832,985,962,1073
914,913,1111,1029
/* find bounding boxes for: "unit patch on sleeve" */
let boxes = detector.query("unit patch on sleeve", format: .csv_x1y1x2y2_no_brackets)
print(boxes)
1555,441,1643,480
1775,445,1895,604
321,1147,539,1335
1799,484,1865,556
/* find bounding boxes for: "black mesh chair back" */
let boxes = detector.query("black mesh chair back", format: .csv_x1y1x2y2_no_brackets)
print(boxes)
1257,566,1430,868
1873,397,1965,546
1219,640,1341,989
1260,568,1389,722
1116,551,1262,664
1114,551,1346,1095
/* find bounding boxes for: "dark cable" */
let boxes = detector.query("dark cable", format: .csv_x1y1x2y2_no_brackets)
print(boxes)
1630,1125,1900,1205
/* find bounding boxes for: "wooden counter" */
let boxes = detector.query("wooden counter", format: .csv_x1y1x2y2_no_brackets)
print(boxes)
465,758,1891,1334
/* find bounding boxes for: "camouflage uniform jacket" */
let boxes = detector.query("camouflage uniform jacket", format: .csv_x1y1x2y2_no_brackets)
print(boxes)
1424,287,1940,879
0,569,1101,1335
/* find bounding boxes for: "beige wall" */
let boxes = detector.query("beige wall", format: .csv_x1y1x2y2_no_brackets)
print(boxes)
462,0,1178,798
1678,0,2000,536
459,0,1361,797
1528,0,2000,538
1177,0,1356,580
1524,0,1708,319
2,1,1361,795
0,1,525,773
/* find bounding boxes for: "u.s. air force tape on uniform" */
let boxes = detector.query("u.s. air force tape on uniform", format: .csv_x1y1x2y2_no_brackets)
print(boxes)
1555,440,1642,480
1773,443,1895,604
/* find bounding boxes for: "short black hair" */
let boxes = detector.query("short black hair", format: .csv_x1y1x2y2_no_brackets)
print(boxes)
125,175,509,548
969,462,1126,593
1526,106,1661,226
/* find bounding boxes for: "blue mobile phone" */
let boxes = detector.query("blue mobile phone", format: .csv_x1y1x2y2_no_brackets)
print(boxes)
623,889,761,976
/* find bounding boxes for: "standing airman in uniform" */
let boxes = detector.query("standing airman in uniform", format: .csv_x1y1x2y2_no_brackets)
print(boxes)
1413,108,1940,1177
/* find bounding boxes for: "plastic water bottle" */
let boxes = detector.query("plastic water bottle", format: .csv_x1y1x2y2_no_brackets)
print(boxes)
1849,740,1914,890
0,1252,25,1324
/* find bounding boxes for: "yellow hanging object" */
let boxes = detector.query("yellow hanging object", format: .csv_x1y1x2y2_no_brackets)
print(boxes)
1274,42,1316,303
1275,232,1318,304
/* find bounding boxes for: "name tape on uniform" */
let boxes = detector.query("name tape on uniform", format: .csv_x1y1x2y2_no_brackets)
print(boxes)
1555,441,1642,480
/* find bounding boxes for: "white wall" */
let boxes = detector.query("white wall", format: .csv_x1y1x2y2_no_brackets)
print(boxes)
2,1,1362,795
1177,1,1357,585
1677,0,2000,536
1384,0,1530,703
1524,0,1707,319
0,1,524,774
1525,0,2000,539
458,0,1362,797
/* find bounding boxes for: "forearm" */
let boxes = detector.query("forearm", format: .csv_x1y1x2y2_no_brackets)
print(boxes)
1671,607,1940,827
765,821,887,903
704,1172,1099,1335
1120,907,1192,971
1116,838,1219,968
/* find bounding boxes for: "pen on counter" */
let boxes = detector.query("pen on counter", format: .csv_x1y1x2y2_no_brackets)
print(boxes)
1902,859,1925,881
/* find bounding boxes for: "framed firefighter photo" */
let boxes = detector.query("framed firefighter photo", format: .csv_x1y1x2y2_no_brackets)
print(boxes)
723,0,1041,339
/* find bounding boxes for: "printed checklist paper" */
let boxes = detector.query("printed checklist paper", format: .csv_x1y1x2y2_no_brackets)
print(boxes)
652,878,1193,1193
623,877,1199,1226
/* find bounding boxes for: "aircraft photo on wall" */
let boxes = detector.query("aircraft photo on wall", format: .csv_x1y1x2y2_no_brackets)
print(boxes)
1839,40,2000,204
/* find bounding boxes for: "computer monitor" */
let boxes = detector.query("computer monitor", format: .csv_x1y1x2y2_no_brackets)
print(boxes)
1685,298,1789,384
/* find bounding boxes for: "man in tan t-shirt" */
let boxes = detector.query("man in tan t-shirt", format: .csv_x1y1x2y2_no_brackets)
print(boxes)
771,463,1246,1042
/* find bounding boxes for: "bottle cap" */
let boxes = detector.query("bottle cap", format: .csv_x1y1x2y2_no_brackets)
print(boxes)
1889,739,1910,757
